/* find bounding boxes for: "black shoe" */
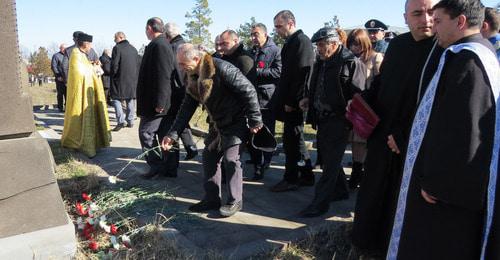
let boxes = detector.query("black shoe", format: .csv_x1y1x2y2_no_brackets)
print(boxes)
189,200,221,212
161,171,177,178
126,123,134,128
349,162,364,189
141,169,159,179
298,177,315,187
219,201,242,217
112,123,125,132
252,166,264,181
245,159,255,164
262,161,271,169
184,146,198,160
270,180,299,192
299,205,328,218
332,193,349,202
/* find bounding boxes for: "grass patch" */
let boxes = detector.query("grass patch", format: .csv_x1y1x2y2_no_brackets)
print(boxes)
257,223,354,260
28,82,57,106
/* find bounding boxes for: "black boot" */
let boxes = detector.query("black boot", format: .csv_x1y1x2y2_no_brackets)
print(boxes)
252,164,264,181
298,159,315,186
349,162,364,189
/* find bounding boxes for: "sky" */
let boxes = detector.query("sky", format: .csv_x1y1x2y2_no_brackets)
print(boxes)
16,0,499,56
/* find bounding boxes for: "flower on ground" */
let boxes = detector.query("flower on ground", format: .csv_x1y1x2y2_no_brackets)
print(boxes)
75,202,88,216
89,240,99,251
110,224,118,235
82,193,92,201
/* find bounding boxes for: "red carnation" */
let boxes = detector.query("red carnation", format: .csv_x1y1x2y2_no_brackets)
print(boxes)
82,193,91,201
75,202,88,216
89,240,99,251
110,224,118,235
258,61,265,68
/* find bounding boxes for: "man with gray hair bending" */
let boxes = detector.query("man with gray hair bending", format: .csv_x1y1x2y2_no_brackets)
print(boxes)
161,43,262,217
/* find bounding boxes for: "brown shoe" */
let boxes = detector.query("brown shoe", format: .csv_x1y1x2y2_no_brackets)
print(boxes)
270,180,299,192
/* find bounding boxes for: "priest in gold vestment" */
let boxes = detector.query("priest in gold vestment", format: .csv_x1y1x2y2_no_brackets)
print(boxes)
61,33,110,157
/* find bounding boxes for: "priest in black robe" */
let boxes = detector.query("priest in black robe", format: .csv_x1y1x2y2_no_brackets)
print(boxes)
351,0,441,256
386,1,499,259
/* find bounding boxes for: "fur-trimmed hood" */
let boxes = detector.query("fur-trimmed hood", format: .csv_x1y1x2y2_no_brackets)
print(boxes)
186,53,216,103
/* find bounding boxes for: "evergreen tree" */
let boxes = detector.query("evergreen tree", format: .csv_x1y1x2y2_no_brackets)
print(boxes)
271,29,285,47
324,15,341,28
29,47,51,76
184,0,213,48
236,17,257,49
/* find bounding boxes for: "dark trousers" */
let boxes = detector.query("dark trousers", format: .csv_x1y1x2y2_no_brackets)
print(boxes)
55,81,66,110
310,116,349,208
180,125,196,148
139,115,179,175
283,111,312,183
248,109,276,165
202,143,243,204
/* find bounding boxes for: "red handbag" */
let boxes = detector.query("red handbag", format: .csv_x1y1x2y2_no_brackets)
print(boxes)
345,93,380,139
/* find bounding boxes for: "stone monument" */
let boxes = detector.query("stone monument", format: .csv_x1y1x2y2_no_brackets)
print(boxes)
0,0,76,258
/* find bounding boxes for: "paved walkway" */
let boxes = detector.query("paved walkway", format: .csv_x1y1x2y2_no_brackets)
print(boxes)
34,106,356,259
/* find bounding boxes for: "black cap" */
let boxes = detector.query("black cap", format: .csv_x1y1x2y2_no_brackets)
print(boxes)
78,33,93,42
73,31,84,38
251,125,277,152
311,27,339,43
364,19,388,31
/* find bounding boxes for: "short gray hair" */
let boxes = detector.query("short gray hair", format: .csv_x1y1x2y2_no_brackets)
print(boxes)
164,22,180,38
251,23,267,34
177,43,203,60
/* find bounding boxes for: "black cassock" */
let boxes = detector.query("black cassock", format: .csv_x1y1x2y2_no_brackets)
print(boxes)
395,34,497,259
352,32,442,254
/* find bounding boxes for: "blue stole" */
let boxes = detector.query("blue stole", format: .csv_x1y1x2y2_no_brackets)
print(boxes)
387,42,500,260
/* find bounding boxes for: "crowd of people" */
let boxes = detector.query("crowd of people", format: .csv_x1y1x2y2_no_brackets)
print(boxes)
51,0,500,258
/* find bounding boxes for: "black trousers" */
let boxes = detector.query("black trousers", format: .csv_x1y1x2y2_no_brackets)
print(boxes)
138,115,179,175
55,80,66,110
282,111,312,183
248,109,276,165
202,142,243,204
310,116,349,208
180,125,196,149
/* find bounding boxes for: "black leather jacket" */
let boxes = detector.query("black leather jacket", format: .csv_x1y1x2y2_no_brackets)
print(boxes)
168,54,262,149
307,45,366,125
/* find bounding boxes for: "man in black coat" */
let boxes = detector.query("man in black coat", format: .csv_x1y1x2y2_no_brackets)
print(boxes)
51,43,66,112
248,22,282,180
164,22,199,160
351,0,442,256
99,49,112,104
387,1,499,259
110,32,139,131
270,10,315,192
162,43,262,217
219,29,256,82
136,17,177,178
299,27,366,217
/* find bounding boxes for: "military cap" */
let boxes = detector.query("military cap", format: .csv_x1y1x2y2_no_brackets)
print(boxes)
311,26,339,43
364,19,388,31
78,33,93,42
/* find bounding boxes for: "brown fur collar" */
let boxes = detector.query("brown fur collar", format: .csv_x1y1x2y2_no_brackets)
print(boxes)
186,53,216,103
